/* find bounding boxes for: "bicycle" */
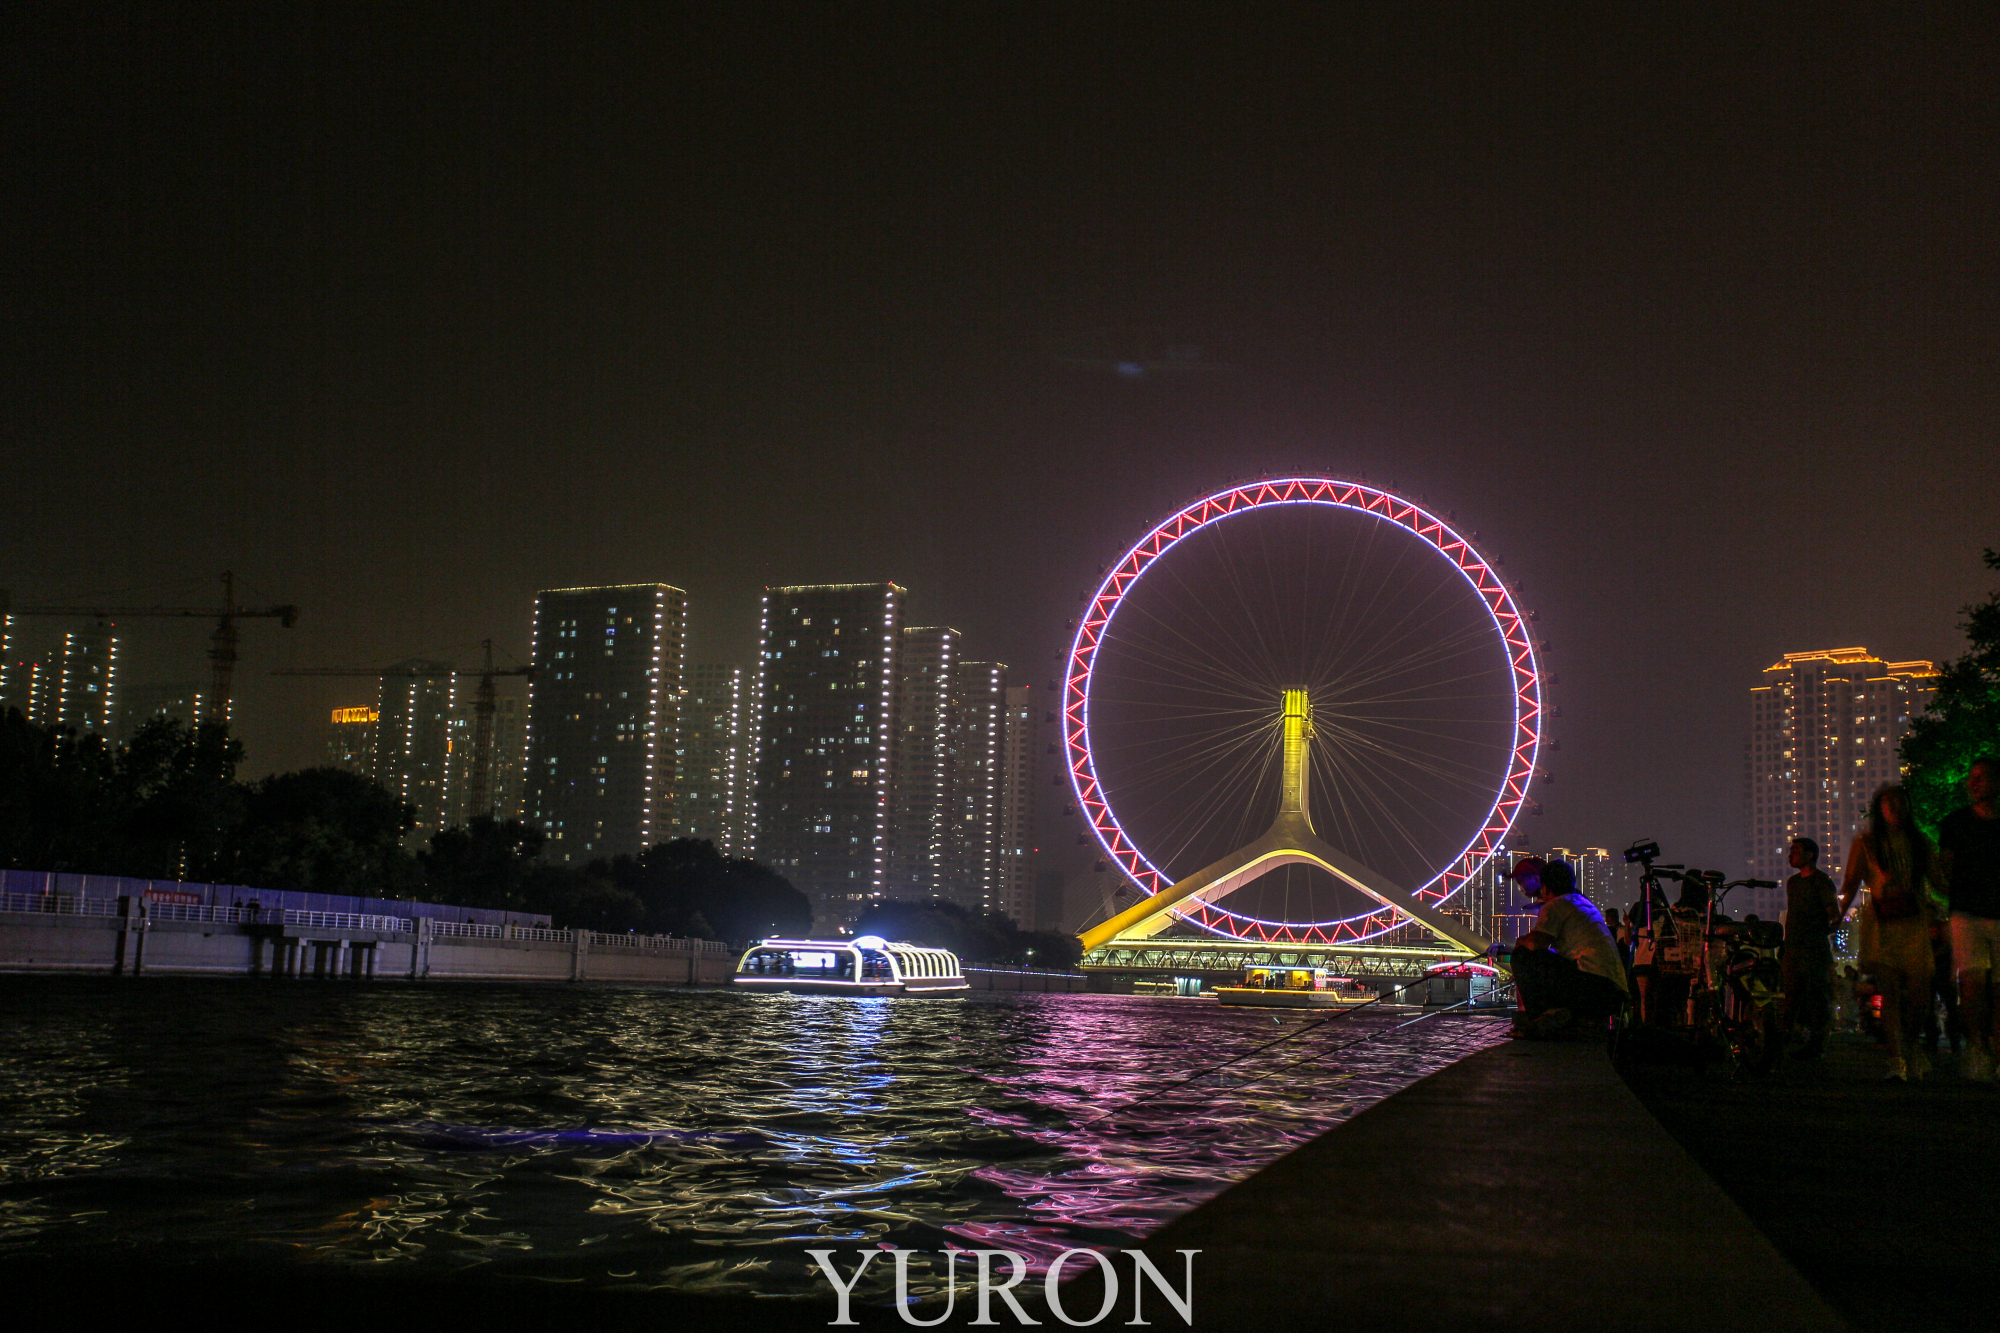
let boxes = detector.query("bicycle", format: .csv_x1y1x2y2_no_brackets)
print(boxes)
1624,840,1782,1078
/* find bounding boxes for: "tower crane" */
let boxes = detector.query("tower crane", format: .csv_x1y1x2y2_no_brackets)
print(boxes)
273,641,531,820
0,572,299,723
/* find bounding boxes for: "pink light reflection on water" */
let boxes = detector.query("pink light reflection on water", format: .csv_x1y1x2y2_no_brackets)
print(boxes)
940,999,1508,1270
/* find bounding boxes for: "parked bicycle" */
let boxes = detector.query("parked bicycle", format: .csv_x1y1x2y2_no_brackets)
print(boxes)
1624,840,1783,1077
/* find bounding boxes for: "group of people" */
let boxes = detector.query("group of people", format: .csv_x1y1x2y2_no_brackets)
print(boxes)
1493,756,2000,1083
1800,756,2000,1082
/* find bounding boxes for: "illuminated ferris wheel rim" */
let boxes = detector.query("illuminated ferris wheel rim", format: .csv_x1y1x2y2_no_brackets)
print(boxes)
1064,476,1544,946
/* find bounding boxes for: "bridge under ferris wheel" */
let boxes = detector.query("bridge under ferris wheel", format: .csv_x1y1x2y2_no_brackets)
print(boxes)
1062,477,1545,982
1075,690,1499,978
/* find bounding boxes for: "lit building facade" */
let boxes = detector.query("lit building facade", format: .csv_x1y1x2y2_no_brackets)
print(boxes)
673,663,745,850
53,627,117,734
751,583,905,930
376,660,457,837
444,692,527,824
1746,647,1938,911
886,627,964,900
525,584,688,864
994,683,1040,926
326,706,379,775
949,660,1008,915
2,620,115,732
118,681,208,737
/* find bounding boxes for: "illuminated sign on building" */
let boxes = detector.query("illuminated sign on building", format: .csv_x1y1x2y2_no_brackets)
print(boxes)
331,707,379,725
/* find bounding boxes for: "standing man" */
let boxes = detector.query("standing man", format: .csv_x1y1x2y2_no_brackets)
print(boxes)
1939,756,2000,1082
1501,856,1628,1037
1781,837,1840,1059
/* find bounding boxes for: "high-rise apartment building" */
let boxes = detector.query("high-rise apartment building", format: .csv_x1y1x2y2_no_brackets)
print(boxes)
948,660,1008,915
526,584,688,863
2,620,118,733
1532,847,1632,914
444,693,527,824
993,684,1040,926
886,628,964,900
54,627,117,734
751,583,905,930
326,706,379,775
377,660,457,837
119,681,209,738
1746,647,1938,910
674,664,745,850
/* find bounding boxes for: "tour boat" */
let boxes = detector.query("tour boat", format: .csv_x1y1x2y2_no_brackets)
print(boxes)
731,936,969,996
1214,967,1379,1009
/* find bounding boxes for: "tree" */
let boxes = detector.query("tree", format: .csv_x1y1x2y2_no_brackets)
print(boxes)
585,838,811,944
0,709,121,871
118,717,246,880
230,767,423,897
854,897,1083,969
521,863,644,932
1904,547,2000,830
419,816,546,908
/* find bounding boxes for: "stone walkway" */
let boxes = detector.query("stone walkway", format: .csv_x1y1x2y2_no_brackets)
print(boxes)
1055,1037,1849,1330
1623,1035,2000,1333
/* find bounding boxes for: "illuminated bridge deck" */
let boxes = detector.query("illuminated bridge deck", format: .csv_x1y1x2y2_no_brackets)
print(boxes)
1082,936,1477,979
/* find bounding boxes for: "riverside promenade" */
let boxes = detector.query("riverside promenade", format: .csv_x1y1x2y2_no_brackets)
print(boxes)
1626,1038,2000,1333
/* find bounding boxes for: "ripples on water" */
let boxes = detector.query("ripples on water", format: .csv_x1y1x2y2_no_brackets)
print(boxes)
0,978,1504,1298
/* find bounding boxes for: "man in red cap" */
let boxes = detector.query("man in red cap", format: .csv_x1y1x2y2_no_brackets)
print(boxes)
1501,856,1628,1038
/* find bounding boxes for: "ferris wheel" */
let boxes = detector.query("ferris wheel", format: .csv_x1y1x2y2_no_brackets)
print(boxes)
1066,478,1543,948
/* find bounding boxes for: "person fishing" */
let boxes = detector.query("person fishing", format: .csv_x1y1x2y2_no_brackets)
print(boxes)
1501,856,1628,1038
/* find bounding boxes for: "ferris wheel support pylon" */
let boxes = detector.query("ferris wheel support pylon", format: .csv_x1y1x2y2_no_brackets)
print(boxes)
1076,690,1494,958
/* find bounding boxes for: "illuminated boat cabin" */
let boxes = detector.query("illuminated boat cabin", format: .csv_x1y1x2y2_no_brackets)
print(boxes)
731,936,968,996
1215,967,1376,1007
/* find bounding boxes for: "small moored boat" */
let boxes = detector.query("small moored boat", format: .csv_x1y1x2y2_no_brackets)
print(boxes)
731,935,969,996
1214,967,1378,1008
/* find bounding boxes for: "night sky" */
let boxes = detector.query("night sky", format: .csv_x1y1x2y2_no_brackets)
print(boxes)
5,5,1997,889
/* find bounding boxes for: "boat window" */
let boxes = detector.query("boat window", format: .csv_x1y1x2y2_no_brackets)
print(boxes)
739,948,853,979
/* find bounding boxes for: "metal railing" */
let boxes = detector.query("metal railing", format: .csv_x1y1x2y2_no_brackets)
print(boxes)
144,902,256,924
429,919,503,939
0,893,733,955
0,891,121,918
283,909,412,933
588,931,726,952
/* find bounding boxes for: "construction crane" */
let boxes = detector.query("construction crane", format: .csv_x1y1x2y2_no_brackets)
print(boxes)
1,572,299,723
273,641,531,820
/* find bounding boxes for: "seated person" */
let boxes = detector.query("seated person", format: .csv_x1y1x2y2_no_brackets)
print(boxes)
1501,856,1629,1034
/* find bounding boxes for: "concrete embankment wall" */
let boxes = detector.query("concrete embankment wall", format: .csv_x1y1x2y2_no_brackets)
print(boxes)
0,908,732,986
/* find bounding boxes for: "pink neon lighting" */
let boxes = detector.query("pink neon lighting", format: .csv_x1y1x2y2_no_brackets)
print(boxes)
1066,477,1543,946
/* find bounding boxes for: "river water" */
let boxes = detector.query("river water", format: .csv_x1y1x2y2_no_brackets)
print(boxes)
0,978,1504,1299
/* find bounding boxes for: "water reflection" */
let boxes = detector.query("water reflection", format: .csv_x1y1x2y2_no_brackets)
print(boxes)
0,980,1503,1297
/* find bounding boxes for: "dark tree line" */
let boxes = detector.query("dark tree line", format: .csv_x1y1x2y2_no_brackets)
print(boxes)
420,820,811,943
855,897,1082,969
0,709,810,945
1905,547,2000,830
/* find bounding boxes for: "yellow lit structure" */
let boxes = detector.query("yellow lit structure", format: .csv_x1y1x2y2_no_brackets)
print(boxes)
1078,689,1495,958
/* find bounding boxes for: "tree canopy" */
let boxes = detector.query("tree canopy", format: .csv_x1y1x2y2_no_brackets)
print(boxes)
1904,547,2000,829
0,713,805,944
854,897,1082,969
589,838,811,945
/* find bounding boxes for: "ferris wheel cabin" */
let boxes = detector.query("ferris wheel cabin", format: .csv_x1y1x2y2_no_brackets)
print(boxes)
731,936,969,996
